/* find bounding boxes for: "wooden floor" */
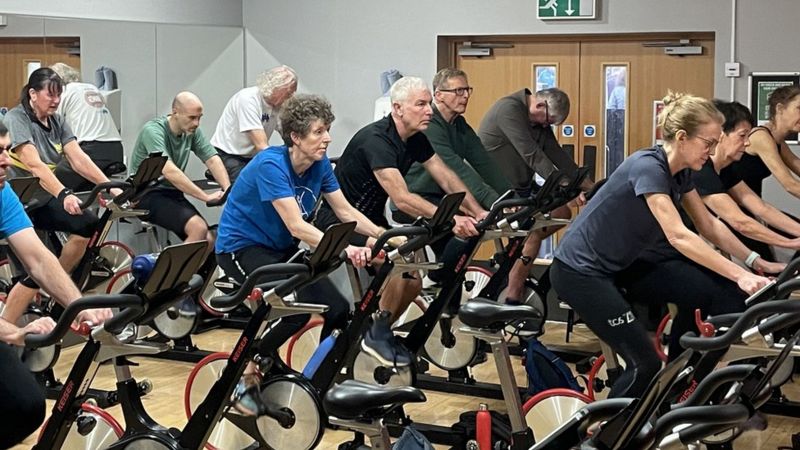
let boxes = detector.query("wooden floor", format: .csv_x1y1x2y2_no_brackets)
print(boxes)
12,322,800,449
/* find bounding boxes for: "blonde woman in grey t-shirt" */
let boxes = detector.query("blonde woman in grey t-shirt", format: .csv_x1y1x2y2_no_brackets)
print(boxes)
551,92,774,400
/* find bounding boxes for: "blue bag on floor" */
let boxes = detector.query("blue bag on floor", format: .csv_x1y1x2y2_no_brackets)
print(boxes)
393,425,434,450
525,336,582,395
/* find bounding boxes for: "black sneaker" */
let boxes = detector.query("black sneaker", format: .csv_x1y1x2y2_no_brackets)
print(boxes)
361,310,411,367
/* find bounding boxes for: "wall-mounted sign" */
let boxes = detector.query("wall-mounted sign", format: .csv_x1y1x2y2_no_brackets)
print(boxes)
583,125,596,138
537,0,596,20
562,124,574,137
24,59,41,79
748,72,800,144
653,100,665,146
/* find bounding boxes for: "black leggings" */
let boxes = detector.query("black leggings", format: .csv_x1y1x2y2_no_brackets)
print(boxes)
216,245,350,357
12,196,99,289
617,256,746,360
550,259,661,399
0,344,46,448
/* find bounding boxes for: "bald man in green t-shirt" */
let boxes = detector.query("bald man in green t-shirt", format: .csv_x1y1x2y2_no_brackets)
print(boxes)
129,91,230,247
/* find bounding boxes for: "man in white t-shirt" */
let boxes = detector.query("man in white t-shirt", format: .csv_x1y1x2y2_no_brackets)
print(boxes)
50,62,124,191
210,65,298,182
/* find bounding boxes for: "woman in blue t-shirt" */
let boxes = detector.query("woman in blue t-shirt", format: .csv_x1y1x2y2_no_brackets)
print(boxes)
216,94,390,416
550,93,772,399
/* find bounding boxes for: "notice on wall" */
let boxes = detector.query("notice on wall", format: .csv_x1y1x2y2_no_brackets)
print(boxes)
749,72,800,143
653,100,665,146
25,60,41,78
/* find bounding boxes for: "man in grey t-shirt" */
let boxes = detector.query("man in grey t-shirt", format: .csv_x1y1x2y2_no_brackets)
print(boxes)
478,87,591,304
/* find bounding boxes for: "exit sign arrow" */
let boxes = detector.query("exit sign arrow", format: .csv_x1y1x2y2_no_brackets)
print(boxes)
537,0,596,20
565,0,575,15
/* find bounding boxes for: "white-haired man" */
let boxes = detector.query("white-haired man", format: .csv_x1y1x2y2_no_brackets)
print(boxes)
315,76,487,363
50,62,123,191
211,65,298,182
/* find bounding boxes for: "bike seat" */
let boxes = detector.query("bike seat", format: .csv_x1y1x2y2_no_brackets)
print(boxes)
458,297,541,330
323,380,426,420
104,161,127,177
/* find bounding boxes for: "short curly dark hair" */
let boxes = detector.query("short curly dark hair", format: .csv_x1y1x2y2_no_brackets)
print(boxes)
279,94,335,146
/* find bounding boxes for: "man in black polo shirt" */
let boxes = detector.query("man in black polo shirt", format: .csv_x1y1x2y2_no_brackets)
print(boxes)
316,76,487,361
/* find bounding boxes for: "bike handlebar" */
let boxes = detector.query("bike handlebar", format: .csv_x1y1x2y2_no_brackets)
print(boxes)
776,256,800,285
79,181,133,210
679,299,800,351
205,187,230,207
654,404,751,450
476,197,537,232
209,263,309,309
24,294,143,348
371,226,431,259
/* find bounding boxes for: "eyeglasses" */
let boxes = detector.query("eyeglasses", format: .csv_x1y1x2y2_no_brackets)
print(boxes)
695,135,719,152
438,86,474,97
0,145,11,152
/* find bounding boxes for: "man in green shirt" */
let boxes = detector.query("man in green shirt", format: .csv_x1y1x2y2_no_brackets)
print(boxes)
130,91,230,247
405,68,511,210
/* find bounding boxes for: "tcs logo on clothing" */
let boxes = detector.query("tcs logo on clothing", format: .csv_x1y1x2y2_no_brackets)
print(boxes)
608,310,635,327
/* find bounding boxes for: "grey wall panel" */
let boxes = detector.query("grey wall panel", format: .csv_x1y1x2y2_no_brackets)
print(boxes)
43,18,158,161
1,0,243,27
242,0,734,153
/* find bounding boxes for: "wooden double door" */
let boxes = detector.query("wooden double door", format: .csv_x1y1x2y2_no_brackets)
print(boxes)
0,37,81,112
444,33,715,180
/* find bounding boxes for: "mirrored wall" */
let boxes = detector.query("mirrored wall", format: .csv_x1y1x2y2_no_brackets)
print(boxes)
0,14,245,179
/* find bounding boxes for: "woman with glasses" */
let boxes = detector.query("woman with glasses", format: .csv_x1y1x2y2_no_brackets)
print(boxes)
616,100,797,364
550,92,775,399
692,101,800,253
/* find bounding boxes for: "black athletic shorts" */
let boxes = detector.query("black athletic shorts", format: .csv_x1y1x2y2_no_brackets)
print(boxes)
136,188,204,240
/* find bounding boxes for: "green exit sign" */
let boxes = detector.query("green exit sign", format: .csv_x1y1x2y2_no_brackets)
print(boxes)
538,0,596,20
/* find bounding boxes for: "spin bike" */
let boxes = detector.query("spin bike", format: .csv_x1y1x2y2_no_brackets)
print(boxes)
185,194,464,450
410,168,590,402
532,296,800,450
527,269,800,448
3,158,166,408
338,169,588,448
40,223,356,450
107,171,232,364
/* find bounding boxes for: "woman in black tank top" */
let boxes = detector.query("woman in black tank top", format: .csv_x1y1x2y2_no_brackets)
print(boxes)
725,126,774,196
734,85,800,198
